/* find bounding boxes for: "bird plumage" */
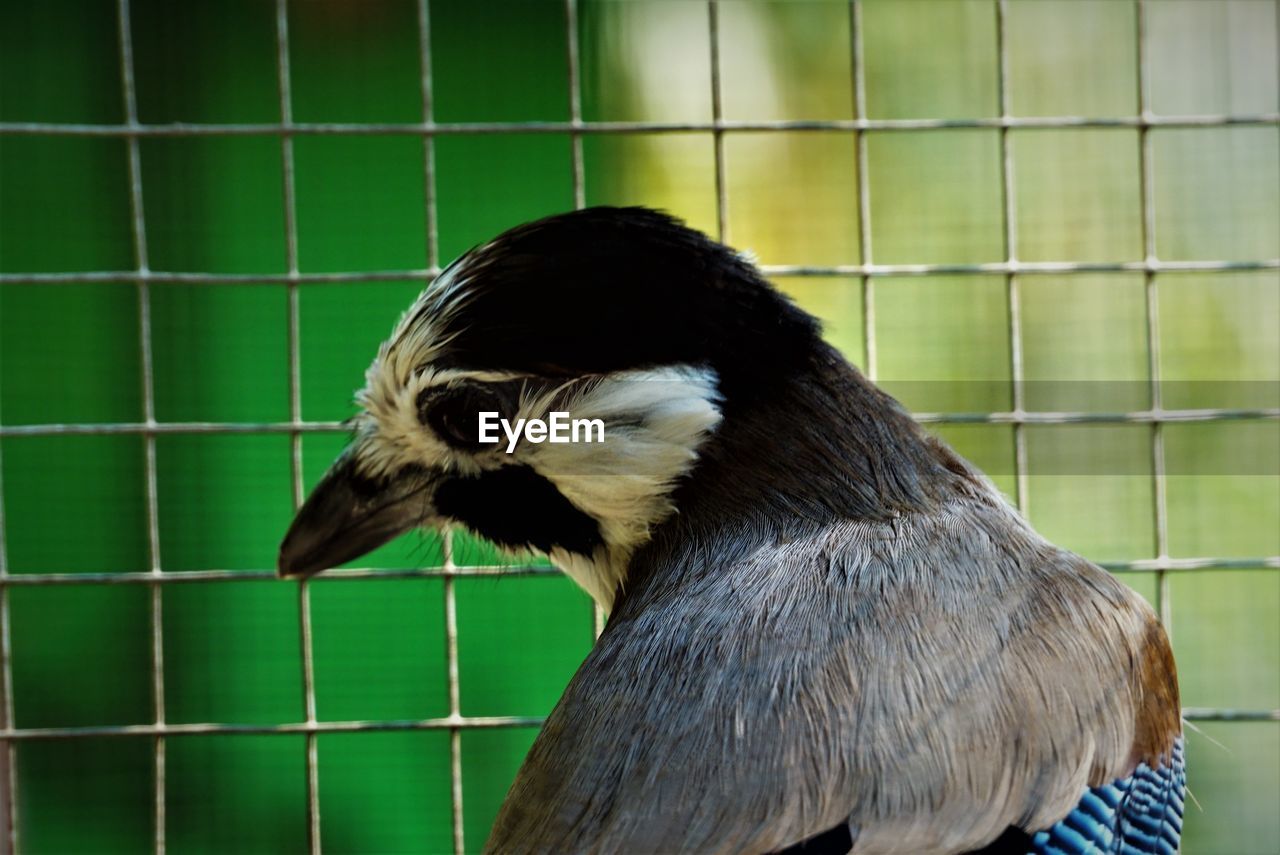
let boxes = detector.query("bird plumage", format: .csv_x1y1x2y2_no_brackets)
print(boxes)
1028,738,1185,855
488,472,1178,854
278,207,1183,854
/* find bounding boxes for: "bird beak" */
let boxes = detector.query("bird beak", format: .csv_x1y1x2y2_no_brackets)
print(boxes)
278,448,431,579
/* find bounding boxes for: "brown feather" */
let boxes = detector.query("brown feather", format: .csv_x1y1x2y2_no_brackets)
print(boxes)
1129,616,1182,770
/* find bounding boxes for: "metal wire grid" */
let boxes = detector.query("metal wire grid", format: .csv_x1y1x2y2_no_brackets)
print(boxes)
0,1,1277,853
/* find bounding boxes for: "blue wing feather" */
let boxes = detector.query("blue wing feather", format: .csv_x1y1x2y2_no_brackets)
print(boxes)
1031,738,1186,855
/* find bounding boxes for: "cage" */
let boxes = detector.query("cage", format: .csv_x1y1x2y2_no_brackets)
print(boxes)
0,0,1277,853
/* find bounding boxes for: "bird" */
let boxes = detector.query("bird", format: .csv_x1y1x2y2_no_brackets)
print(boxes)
278,207,1184,855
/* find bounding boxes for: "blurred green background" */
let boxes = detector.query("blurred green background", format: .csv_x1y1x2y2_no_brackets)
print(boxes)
1,0,1277,852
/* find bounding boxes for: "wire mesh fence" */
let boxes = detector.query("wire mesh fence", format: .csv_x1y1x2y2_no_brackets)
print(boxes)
0,0,1277,853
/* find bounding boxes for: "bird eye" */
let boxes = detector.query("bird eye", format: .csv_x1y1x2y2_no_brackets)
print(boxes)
417,384,506,451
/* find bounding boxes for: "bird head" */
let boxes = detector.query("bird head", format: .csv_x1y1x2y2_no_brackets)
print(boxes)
278,207,934,609
282,204,952,606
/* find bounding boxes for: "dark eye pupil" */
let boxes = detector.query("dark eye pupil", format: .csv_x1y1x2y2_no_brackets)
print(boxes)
418,385,503,450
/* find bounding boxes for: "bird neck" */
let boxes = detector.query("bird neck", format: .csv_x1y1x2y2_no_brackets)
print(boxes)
620,343,968,605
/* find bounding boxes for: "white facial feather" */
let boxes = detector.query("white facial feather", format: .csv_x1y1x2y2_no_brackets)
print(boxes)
518,365,723,609
351,365,518,481
352,253,518,480
350,261,723,611
359,256,478,412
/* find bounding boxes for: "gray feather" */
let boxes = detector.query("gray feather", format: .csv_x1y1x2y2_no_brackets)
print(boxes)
487,471,1164,854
